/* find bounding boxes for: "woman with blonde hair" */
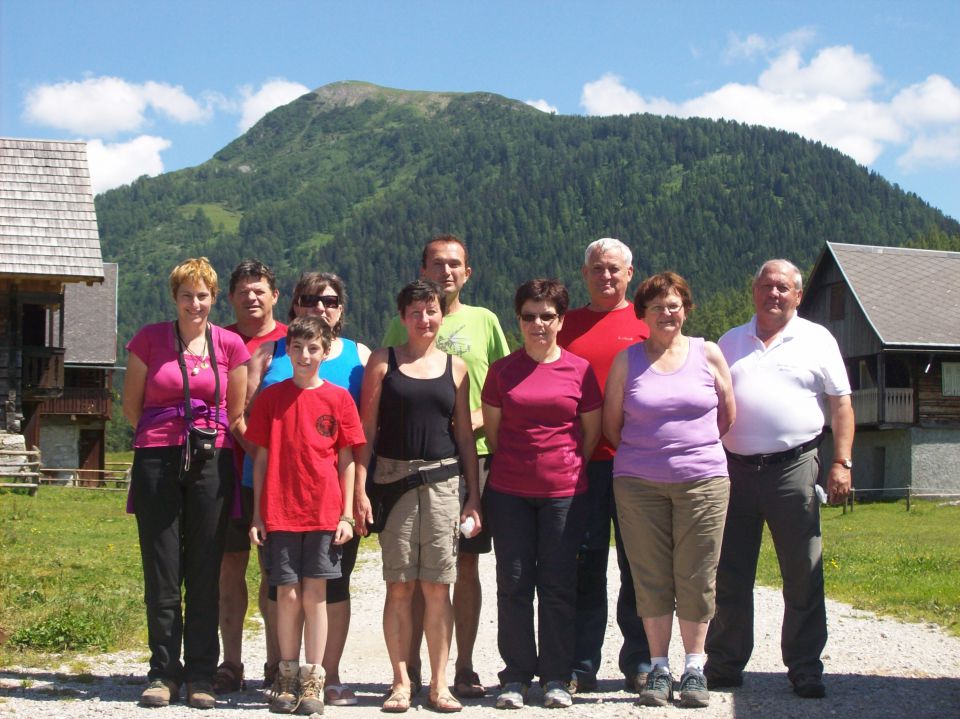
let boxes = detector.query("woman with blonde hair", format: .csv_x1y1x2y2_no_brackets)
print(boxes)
123,257,249,709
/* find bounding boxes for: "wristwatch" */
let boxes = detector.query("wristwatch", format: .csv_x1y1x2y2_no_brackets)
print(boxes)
833,458,853,470
339,515,356,527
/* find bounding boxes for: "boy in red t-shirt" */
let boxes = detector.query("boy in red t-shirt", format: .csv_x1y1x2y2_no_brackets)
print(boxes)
247,316,365,715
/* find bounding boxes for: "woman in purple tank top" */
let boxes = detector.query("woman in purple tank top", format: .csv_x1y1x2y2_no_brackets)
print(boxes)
603,272,735,709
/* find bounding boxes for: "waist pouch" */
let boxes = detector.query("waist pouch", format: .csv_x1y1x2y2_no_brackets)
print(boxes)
367,459,461,533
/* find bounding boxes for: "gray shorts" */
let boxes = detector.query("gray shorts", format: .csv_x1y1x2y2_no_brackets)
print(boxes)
263,530,342,586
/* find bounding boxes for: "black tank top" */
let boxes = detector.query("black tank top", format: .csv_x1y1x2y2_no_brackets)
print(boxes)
375,348,457,461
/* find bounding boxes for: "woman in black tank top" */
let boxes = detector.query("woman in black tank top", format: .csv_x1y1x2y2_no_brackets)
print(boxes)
356,280,481,712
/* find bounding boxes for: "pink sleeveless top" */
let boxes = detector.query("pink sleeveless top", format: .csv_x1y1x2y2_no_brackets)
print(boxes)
613,337,727,483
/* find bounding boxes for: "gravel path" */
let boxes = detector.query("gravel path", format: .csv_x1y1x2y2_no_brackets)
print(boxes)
2,546,958,718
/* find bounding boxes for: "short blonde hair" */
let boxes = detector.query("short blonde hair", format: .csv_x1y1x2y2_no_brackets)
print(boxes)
169,257,219,299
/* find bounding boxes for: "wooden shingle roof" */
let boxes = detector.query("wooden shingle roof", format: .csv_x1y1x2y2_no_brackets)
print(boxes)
0,138,104,280
826,242,960,348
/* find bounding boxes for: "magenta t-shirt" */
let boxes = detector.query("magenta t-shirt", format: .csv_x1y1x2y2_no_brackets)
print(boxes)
126,322,250,448
482,348,602,498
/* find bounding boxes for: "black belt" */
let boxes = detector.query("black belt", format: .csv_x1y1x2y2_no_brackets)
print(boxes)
725,435,822,468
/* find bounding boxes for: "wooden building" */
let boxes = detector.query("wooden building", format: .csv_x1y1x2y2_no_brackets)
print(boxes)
0,138,106,460
800,242,960,494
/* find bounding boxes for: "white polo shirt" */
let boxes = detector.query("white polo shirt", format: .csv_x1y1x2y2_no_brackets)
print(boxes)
719,315,851,456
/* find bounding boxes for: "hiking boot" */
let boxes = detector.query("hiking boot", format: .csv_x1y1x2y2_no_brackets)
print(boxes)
139,678,179,707
296,663,325,715
567,672,597,694
542,680,573,708
703,666,743,689
678,669,710,708
792,674,826,699
637,666,673,707
270,660,300,713
186,681,216,710
496,682,528,709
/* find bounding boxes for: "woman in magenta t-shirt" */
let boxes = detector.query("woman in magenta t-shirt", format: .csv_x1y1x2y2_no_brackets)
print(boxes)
481,279,602,709
122,258,249,709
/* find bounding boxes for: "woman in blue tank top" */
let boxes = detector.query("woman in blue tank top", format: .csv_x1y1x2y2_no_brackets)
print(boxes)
246,272,370,706
603,272,735,709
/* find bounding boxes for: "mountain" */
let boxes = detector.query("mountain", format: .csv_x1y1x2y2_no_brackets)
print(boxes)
95,80,960,348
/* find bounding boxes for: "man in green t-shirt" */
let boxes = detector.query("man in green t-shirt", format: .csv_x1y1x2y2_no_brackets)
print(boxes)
382,234,509,698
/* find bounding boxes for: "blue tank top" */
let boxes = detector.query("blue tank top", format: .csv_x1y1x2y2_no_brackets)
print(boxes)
243,336,365,486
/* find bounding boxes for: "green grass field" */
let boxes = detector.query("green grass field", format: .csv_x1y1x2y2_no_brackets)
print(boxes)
0,488,957,667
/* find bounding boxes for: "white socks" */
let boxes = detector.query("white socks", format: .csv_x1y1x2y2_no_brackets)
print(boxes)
652,657,670,672
685,653,707,673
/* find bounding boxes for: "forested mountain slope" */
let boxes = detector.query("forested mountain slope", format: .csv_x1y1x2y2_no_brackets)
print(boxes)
96,81,959,347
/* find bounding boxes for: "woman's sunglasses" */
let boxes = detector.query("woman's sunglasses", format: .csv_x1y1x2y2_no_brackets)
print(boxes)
297,294,340,309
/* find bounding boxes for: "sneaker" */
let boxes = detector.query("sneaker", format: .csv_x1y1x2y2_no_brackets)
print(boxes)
270,660,300,714
496,682,528,710
567,672,597,694
637,666,673,707
678,669,710,708
792,674,826,699
703,666,743,689
186,681,216,710
542,680,573,708
296,664,325,715
139,678,179,707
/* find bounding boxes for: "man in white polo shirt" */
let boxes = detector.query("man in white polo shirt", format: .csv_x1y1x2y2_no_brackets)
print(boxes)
705,259,854,699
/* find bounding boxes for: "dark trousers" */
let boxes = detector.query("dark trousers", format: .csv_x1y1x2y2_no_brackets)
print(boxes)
132,446,234,684
486,487,586,686
705,450,826,681
573,460,651,681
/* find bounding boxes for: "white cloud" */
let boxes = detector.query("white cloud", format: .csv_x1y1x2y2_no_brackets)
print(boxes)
758,46,882,100
725,33,769,61
526,99,558,114
23,76,210,135
581,40,959,169
238,79,310,132
85,135,171,194
724,27,815,63
898,128,960,170
891,74,960,127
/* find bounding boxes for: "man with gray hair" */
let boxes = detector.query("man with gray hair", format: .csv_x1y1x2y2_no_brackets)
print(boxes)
558,237,651,694
705,259,854,699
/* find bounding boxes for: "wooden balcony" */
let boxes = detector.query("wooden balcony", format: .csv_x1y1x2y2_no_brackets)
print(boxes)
39,387,112,418
22,346,65,400
851,387,914,424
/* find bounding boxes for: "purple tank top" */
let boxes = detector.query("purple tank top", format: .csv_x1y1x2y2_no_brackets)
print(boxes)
613,337,728,483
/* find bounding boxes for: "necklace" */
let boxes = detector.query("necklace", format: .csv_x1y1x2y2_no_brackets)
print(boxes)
184,335,208,375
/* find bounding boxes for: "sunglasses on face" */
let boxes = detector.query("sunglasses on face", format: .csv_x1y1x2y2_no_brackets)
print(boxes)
519,312,559,324
297,294,340,309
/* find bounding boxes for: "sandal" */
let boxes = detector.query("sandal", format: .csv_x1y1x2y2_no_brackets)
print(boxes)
452,668,486,699
325,683,358,706
212,660,245,695
383,685,411,713
427,688,463,713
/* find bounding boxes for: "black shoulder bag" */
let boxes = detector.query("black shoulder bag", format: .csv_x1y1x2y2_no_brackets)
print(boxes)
175,322,221,472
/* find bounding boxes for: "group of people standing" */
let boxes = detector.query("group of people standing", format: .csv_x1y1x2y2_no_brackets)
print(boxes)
122,233,854,713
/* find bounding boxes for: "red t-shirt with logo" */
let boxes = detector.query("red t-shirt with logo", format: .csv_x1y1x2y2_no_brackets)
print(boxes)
245,379,365,532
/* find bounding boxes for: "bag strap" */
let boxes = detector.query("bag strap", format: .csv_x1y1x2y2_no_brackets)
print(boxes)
174,321,221,425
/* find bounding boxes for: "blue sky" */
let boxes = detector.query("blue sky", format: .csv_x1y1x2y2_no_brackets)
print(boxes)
3,0,958,222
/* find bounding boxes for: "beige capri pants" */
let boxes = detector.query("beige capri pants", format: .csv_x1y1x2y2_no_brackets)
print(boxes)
374,456,461,584
614,475,730,622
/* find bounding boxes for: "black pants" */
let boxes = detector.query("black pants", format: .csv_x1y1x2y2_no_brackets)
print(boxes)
705,450,826,681
573,460,651,681
486,487,587,686
132,446,234,684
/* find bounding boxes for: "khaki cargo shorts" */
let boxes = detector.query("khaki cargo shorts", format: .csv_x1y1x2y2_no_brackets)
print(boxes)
374,456,461,584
